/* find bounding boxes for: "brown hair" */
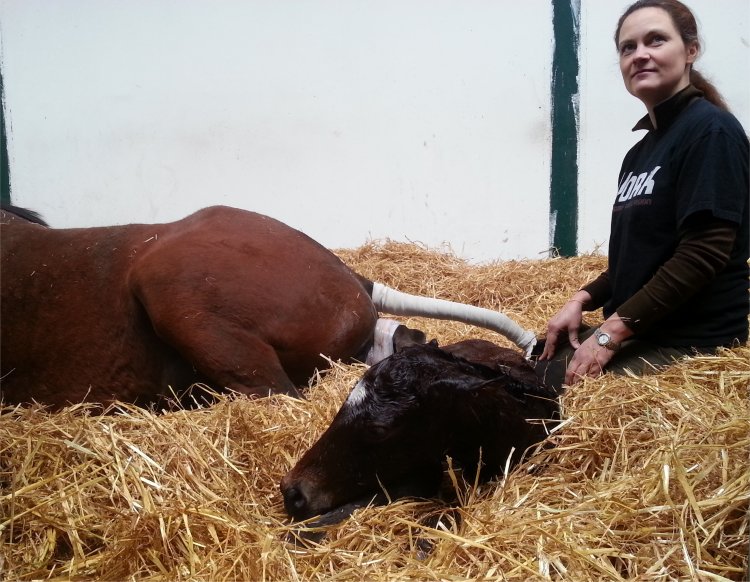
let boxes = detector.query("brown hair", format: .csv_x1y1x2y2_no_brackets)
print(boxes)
615,0,729,111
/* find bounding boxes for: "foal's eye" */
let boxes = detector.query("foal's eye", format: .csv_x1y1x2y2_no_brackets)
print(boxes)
366,424,390,442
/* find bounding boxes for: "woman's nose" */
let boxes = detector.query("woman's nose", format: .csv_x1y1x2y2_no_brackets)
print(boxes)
632,44,650,62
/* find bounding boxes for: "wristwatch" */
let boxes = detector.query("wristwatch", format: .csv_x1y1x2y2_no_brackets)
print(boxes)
594,328,620,351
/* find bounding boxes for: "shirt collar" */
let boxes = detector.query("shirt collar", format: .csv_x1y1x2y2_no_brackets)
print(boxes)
632,84,704,132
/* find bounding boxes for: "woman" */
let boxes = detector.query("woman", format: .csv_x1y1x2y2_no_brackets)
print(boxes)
536,0,749,388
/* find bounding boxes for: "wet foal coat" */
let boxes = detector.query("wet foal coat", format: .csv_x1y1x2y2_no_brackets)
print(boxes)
281,339,560,522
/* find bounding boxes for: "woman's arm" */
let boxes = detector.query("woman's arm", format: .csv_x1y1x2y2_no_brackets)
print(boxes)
564,214,738,384
616,213,738,332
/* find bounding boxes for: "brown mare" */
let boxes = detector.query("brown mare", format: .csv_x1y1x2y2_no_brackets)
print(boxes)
1,205,536,410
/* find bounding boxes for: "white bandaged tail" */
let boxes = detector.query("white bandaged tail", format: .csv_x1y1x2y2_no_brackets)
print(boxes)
365,318,402,365
372,282,537,357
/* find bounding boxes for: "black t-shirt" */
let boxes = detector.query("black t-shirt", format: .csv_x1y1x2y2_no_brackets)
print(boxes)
606,87,749,347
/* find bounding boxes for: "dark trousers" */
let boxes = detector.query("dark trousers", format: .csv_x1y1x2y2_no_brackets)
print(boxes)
530,326,707,391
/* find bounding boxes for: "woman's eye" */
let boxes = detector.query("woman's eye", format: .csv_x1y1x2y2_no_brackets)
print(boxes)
650,35,665,46
620,44,635,56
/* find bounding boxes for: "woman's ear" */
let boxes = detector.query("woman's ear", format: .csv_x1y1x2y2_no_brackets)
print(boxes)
686,41,699,65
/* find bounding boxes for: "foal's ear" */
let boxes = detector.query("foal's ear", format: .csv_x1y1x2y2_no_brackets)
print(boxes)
392,325,428,352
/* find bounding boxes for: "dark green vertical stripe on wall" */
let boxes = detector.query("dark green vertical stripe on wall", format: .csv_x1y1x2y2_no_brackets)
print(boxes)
0,69,10,205
550,0,580,257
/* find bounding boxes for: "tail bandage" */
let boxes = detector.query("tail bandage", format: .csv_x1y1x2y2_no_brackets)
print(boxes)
372,282,537,357
365,318,402,365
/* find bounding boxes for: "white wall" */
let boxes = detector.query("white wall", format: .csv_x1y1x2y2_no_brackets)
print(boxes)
1,1,748,263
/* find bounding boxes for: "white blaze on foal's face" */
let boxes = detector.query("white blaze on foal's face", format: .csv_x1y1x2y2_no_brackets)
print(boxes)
342,379,369,419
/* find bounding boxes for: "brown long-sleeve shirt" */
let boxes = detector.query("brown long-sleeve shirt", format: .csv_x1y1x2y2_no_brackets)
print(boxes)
581,214,738,334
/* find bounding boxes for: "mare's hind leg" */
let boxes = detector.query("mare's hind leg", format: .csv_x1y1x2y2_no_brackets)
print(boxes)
133,288,302,399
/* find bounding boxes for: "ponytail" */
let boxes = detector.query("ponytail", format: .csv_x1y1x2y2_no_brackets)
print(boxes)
690,69,729,111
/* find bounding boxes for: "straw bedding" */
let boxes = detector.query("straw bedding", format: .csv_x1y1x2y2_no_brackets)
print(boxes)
1,241,748,580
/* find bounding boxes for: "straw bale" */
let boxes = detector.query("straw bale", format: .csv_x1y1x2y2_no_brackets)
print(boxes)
1,241,747,581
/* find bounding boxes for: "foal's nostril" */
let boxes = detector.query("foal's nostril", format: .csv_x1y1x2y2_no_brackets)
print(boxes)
282,485,309,518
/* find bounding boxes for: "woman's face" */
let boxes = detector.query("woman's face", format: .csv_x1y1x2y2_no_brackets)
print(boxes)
617,7,698,109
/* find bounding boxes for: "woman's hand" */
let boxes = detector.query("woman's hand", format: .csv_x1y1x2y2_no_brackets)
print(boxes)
539,295,590,360
564,334,616,384
565,314,633,385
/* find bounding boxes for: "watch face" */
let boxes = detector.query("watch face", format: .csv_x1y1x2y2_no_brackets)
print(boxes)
597,331,610,345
